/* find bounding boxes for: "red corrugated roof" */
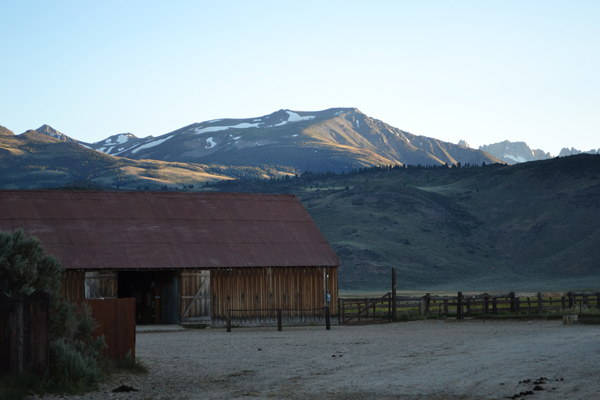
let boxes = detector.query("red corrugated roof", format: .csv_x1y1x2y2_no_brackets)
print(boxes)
0,191,340,270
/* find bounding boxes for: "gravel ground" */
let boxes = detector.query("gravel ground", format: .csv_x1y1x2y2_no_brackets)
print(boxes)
41,319,600,399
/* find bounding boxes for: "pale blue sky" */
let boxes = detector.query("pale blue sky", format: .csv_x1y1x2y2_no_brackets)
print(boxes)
1,1,598,155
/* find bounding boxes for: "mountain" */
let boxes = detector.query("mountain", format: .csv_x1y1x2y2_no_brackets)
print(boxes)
477,140,553,165
0,125,14,136
558,147,600,157
35,124,79,143
0,129,273,190
87,108,503,171
211,154,600,291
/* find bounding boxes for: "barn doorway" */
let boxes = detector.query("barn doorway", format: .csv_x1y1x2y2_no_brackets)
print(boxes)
118,271,178,325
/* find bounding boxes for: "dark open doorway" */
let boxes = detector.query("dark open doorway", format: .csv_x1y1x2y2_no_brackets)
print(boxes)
118,271,178,324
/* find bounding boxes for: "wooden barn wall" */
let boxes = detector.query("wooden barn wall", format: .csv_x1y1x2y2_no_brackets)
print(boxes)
178,270,211,324
85,270,118,299
211,266,338,320
60,270,85,300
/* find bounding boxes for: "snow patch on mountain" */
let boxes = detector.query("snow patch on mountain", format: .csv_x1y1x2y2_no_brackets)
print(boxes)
132,135,174,154
274,111,316,127
195,122,260,134
205,137,217,149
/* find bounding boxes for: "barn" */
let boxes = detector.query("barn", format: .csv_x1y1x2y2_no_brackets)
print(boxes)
0,190,340,326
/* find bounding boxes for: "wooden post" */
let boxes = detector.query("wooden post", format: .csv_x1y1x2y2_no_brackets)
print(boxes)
444,299,449,316
510,292,515,313
391,268,397,320
484,294,489,313
419,297,425,316
338,297,342,325
568,292,574,308
325,306,330,330
482,298,486,322
457,292,463,319
425,293,431,316
562,296,566,310
277,308,282,331
527,297,531,320
227,310,231,333
597,292,600,310
516,296,520,312
373,301,376,322
538,292,543,314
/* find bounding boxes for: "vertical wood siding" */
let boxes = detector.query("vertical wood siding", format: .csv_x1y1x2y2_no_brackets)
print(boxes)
60,270,85,300
211,266,338,320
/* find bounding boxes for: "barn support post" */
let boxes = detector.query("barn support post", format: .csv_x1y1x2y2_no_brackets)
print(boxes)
325,306,330,330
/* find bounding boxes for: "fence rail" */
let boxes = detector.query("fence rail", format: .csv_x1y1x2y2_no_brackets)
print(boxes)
340,291,600,324
226,307,331,331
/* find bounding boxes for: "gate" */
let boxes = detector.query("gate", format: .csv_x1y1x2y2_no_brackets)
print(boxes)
340,293,392,324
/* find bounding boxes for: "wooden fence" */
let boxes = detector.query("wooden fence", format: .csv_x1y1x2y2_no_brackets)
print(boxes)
0,291,50,376
340,291,600,324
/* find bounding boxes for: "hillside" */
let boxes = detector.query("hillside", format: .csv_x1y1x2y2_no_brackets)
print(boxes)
85,108,503,172
0,129,289,189
211,154,600,291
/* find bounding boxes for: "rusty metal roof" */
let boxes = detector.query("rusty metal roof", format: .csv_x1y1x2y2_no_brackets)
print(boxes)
0,191,340,270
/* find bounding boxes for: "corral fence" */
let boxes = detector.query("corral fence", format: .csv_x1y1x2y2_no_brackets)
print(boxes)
0,291,50,376
340,290,600,324
225,306,332,331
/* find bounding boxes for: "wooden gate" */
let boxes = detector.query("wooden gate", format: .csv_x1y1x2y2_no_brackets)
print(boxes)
340,293,392,324
85,271,117,299
179,270,210,324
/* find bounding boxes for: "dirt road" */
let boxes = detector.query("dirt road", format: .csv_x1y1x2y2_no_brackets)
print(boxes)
44,319,600,399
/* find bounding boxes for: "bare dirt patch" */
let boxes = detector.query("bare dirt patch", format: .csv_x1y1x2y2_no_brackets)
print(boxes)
42,319,600,399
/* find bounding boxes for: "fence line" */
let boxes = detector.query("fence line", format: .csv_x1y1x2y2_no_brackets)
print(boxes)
340,291,600,324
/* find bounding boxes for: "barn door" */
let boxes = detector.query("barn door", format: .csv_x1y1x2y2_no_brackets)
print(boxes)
179,270,210,324
85,271,117,299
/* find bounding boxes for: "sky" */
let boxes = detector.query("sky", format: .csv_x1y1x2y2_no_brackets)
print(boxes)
1,1,599,156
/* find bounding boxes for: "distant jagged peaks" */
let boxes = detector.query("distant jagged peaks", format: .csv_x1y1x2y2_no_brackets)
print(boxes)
478,140,553,165
558,147,600,157
458,140,470,148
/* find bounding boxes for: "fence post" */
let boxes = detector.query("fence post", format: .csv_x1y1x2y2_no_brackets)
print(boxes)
392,268,397,320
568,292,573,308
419,297,425,316
527,297,531,320
484,293,489,313
444,299,449,316
538,292,543,314
425,293,431,316
457,292,463,319
227,310,231,333
510,292,515,313
597,292,600,310
277,309,282,331
326,306,330,330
